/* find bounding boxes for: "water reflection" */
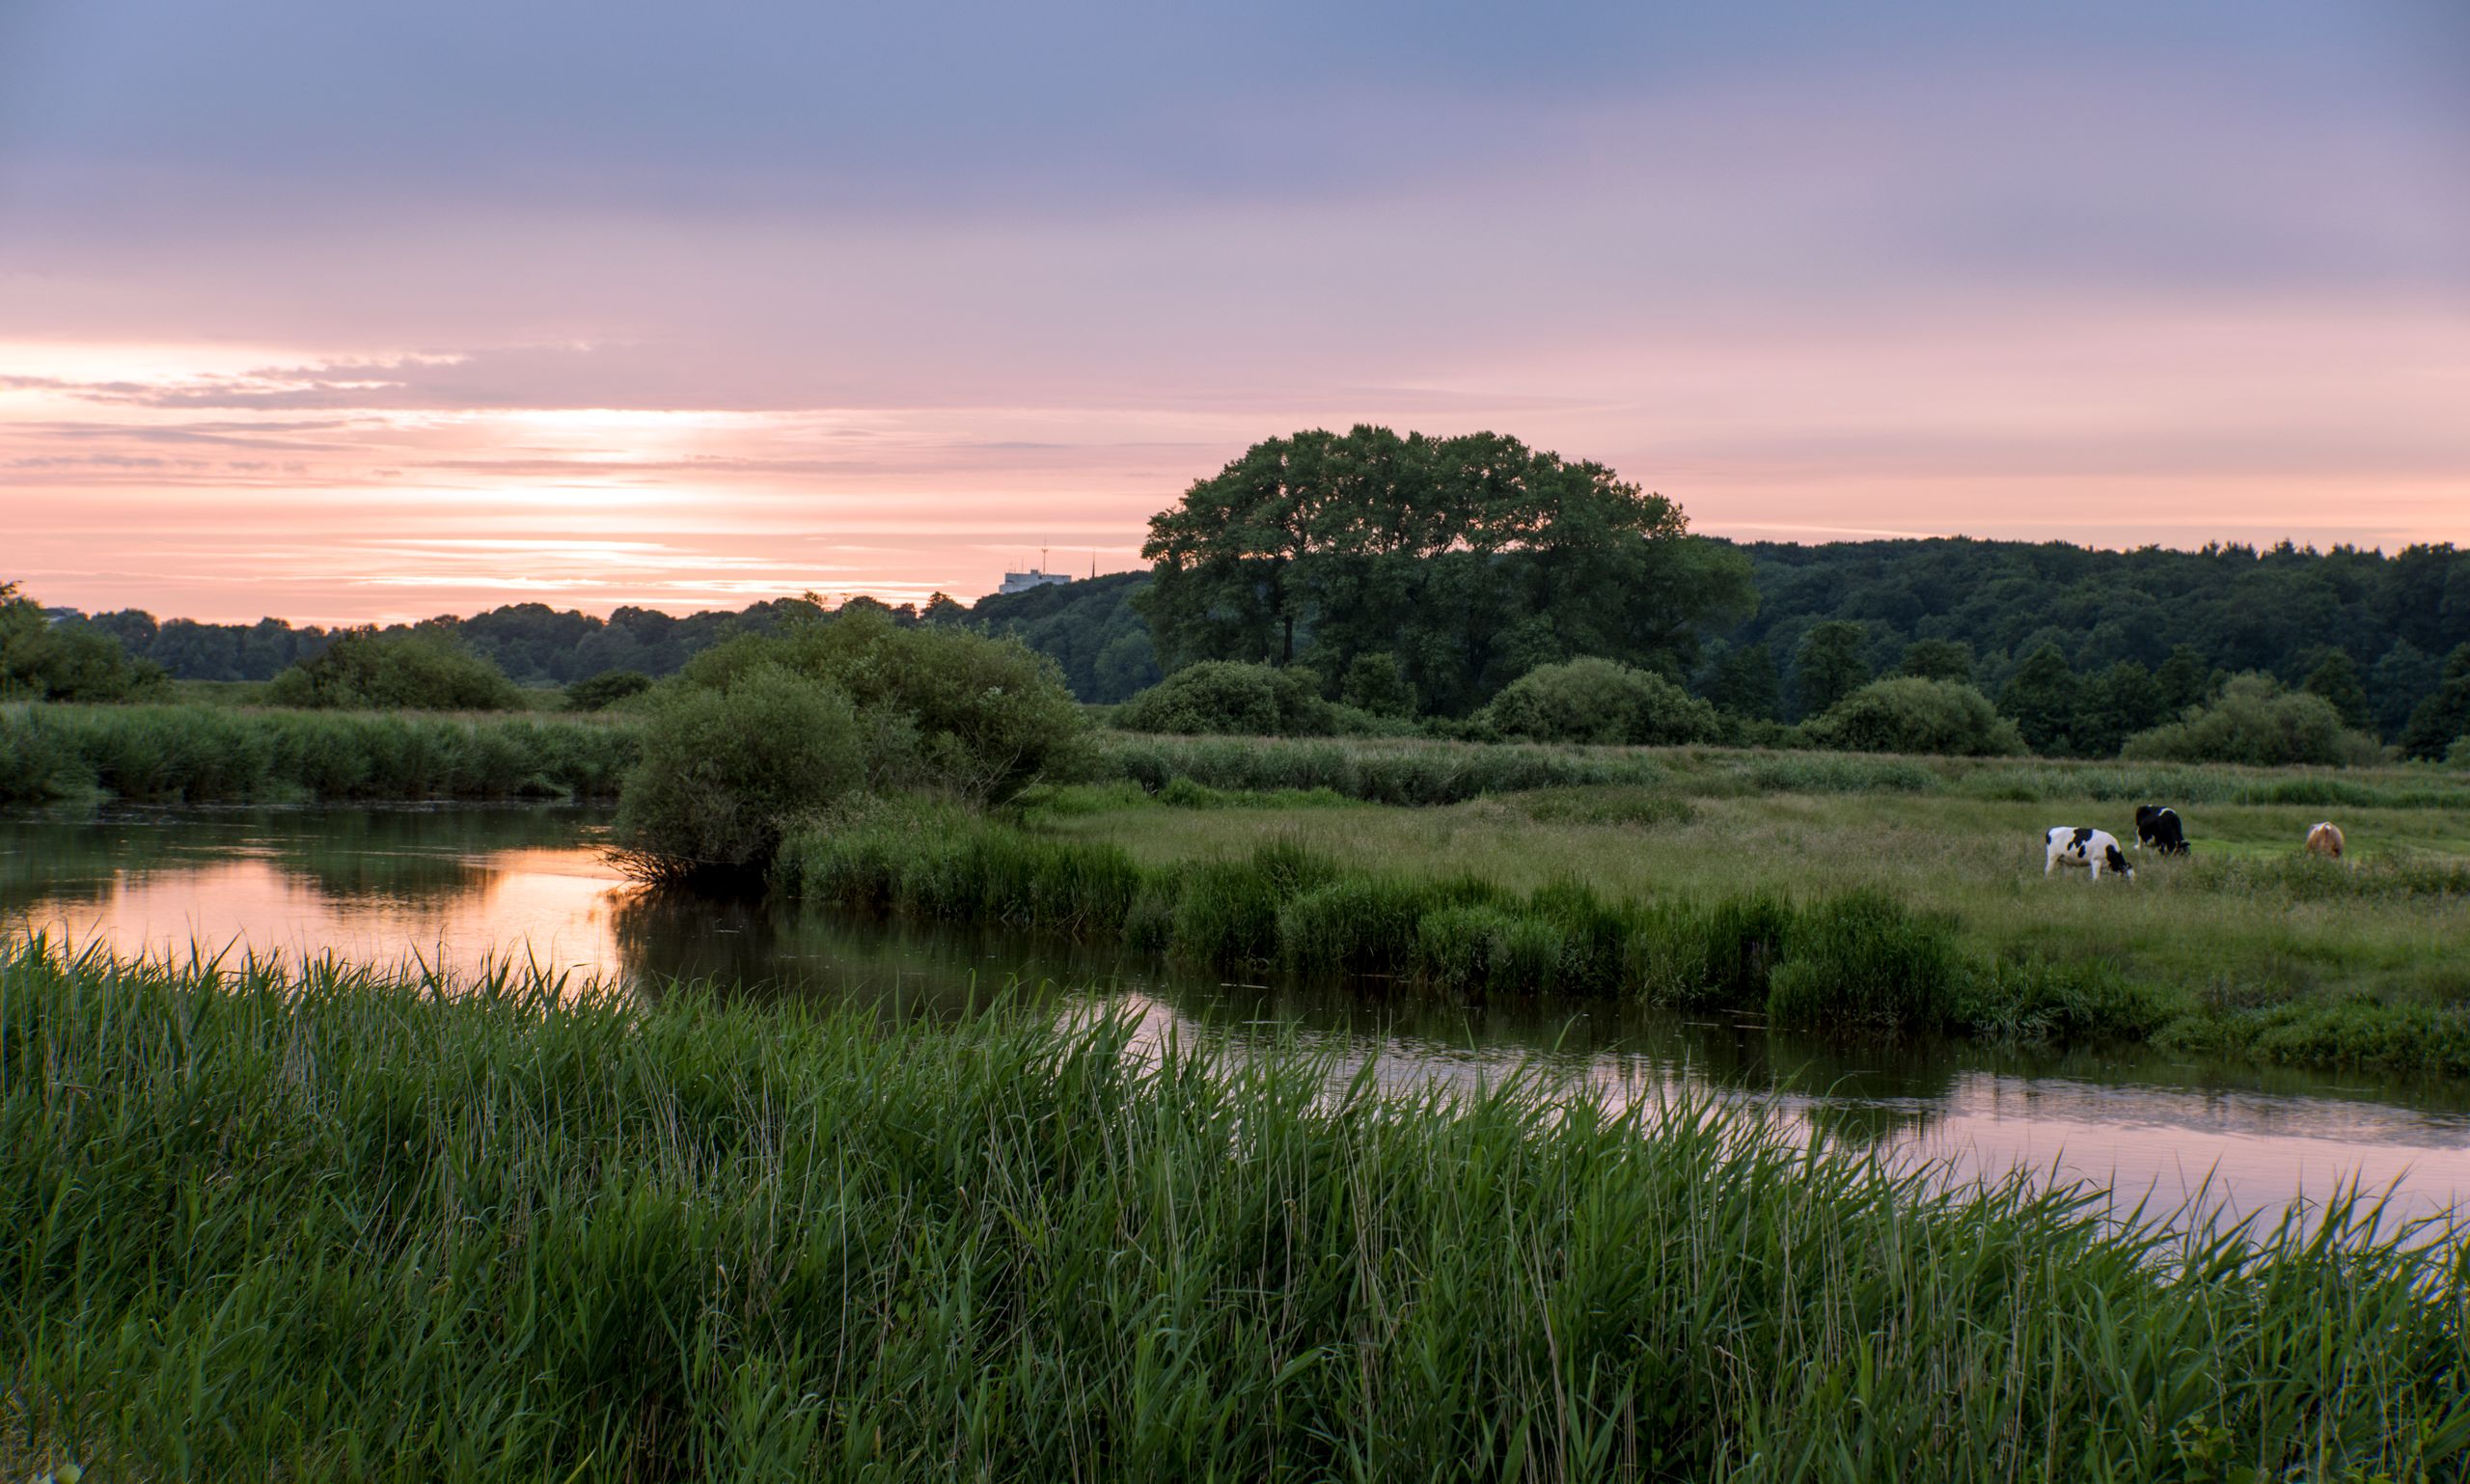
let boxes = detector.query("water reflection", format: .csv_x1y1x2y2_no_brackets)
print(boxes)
6,803,2467,1228
2,804,618,980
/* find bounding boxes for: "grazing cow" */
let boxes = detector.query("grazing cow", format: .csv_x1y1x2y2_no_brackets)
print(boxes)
2133,805,2190,856
2305,821,2345,859
2045,826,2135,881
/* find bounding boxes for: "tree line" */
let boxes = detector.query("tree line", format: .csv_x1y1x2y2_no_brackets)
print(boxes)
16,425,2470,759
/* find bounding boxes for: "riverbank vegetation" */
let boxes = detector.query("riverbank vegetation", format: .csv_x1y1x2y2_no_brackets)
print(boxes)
5,943,2463,1483
607,610,1084,881
1094,731,2470,811
774,785,2470,1076
0,702,636,804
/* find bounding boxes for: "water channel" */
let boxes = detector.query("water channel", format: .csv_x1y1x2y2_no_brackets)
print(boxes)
8,803,2467,1232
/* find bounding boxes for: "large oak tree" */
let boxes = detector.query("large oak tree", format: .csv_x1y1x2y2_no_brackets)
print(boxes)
1135,426,1754,716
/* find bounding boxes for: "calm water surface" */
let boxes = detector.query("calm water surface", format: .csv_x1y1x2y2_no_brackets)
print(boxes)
9,804,2467,1230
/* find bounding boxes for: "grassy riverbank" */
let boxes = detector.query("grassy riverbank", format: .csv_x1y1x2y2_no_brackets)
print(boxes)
0,701,638,804
776,776,2470,1075
1096,730,2470,810
5,944,2463,1483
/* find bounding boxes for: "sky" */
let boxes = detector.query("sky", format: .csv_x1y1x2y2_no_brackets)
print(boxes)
3,0,2466,624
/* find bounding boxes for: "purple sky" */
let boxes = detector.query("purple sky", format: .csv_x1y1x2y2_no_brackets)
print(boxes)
3,0,2466,621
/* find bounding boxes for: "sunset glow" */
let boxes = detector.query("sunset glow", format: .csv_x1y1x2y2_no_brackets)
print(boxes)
4,1,2466,622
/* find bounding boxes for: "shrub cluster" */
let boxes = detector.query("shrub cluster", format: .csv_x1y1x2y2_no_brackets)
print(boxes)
1112,660,1409,738
2123,673,2384,768
1474,657,1722,745
563,668,654,711
0,702,636,804
611,612,1084,879
1803,676,2026,757
265,629,525,711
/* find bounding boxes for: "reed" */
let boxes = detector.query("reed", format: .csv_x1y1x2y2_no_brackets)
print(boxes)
0,701,638,804
779,804,2112,1038
1090,730,2470,811
4,943,2463,1483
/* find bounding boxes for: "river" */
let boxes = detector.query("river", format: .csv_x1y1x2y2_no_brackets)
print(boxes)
8,803,2466,1232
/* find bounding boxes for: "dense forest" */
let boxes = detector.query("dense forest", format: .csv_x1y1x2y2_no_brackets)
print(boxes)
32,536,2470,750
66,596,859,687
1730,538,2468,721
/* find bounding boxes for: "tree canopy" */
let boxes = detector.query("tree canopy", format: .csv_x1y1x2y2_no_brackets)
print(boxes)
1135,426,1753,717
1,581,162,701
1725,537,2470,746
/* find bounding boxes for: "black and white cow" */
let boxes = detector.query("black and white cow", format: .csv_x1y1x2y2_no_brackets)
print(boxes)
2132,805,2189,856
2044,826,2134,881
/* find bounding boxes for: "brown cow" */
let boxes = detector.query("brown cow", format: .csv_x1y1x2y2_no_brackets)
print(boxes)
2305,821,2345,859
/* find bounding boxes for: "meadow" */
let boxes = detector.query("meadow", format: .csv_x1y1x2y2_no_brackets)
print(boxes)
5,942,2464,1483
770,735,2470,1078
1094,731,2470,811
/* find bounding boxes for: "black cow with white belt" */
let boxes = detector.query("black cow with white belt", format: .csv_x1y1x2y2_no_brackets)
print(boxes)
2133,805,2189,856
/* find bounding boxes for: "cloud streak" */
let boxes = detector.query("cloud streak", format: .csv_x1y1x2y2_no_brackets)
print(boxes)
1,1,2465,622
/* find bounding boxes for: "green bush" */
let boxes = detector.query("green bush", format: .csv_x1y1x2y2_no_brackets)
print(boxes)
265,629,524,711
564,669,654,711
1121,661,1343,735
1804,677,2026,757
673,607,1084,804
2122,673,2383,767
1476,657,1721,746
610,665,868,879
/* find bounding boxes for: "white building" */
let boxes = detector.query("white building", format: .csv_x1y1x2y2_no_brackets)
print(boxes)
997,568,1073,595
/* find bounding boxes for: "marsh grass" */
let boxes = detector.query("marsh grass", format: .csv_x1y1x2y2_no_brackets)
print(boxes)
1030,775,2470,1064
0,701,638,804
781,805,2111,1038
1093,731,2470,811
4,942,2465,1482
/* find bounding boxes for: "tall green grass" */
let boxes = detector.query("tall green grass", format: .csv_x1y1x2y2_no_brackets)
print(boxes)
5,943,2464,1482
0,701,638,804
1094,731,2470,810
778,802,2154,1040
1096,732,1677,804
